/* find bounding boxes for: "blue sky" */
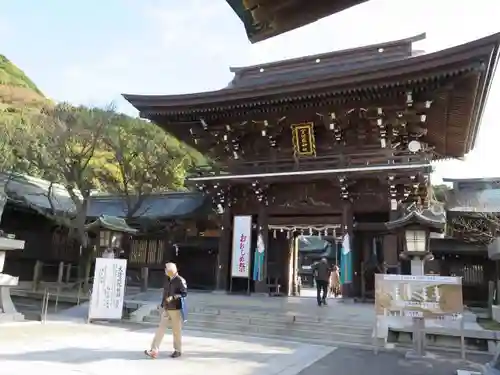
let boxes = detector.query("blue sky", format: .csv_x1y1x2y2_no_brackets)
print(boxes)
1,0,500,181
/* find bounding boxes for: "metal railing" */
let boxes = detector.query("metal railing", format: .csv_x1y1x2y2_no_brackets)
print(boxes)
40,277,93,324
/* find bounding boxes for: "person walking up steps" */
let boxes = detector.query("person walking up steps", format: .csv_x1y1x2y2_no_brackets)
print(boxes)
312,258,331,306
144,262,187,359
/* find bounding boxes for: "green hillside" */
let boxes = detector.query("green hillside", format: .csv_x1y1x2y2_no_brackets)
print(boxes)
0,55,43,94
0,55,48,108
0,55,208,193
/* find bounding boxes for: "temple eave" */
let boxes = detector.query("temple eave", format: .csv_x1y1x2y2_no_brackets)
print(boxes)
123,32,500,111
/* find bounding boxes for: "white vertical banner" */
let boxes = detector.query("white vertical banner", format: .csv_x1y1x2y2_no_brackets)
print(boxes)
231,215,252,278
88,258,127,320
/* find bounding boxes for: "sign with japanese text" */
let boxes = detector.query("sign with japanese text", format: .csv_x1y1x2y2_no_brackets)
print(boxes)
375,274,463,319
291,122,316,157
88,258,127,320
231,215,252,278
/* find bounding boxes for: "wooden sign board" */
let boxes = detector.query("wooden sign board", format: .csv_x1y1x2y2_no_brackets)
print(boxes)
375,274,463,319
291,122,316,157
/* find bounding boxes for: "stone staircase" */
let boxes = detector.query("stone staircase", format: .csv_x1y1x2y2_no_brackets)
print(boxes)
129,304,375,348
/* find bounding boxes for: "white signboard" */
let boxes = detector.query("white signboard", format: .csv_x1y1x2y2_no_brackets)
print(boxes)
88,258,127,320
231,215,252,278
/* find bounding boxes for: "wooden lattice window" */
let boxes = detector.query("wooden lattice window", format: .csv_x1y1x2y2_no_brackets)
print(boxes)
99,231,112,247
130,239,165,265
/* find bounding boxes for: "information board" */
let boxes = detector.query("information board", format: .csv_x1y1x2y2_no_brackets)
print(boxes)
88,258,127,320
374,274,463,318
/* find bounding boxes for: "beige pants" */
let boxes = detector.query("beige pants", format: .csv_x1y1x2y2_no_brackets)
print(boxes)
151,309,183,352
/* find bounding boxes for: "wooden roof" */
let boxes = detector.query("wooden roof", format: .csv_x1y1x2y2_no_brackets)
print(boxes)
124,33,500,158
385,207,445,231
226,0,369,43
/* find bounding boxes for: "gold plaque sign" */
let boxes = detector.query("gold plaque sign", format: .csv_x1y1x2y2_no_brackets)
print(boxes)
375,274,463,318
291,122,316,157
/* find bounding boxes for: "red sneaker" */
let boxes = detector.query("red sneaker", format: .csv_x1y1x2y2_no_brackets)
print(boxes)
144,349,158,359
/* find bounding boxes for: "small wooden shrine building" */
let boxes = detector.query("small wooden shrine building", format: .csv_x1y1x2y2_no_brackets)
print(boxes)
124,33,500,297
441,177,500,305
0,173,215,289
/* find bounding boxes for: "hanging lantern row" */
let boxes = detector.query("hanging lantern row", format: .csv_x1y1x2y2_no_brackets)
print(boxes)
256,120,279,148
386,174,428,203
268,224,341,239
376,107,388,149
388,175,397,199
251,180,268,205
339,176,349,200
195,182,232,214
373,96,432,152
325,112,343,142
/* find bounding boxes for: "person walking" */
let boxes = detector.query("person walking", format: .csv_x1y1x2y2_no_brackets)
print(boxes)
329,264,341,298
312,258,331,306
144,262,187,359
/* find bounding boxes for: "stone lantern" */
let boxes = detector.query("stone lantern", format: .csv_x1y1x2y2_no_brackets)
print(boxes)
0,235,25,322
385,206,445,276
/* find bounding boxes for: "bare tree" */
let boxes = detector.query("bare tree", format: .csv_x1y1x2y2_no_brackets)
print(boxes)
450,212,500,245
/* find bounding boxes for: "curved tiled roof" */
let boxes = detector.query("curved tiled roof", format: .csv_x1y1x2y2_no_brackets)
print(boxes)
124,33,498,113
124,33,500,158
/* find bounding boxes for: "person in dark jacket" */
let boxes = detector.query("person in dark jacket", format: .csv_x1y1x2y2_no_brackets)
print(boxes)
144,262,187,359
312,258,331,306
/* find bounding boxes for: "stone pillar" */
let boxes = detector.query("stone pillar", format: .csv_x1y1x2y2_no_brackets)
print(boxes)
0,238,26,321
65,263,72,284
342,201,354,298
410,258,425,276
216,207,232,291
254,203,269,294
57,261,65,285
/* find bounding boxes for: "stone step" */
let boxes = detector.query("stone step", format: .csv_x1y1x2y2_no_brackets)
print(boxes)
143,305,374,326
143,315,373,346
142,315,373,345
145,311,373,335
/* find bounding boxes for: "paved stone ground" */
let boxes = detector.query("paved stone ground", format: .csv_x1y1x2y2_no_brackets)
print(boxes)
298,347,491,375
0,322,334,375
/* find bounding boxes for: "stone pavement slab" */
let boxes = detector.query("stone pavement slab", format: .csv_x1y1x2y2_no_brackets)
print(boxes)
297,347,490,375
0,322,335,375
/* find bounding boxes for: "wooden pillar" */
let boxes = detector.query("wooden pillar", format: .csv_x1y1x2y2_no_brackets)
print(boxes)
140,266,149,292
32,260,43,292
254,204,269,294
360,234,368,301
342,201,354,298
384,198,400,272
216,207,232,291
291,234,299,296
286,235,295,296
